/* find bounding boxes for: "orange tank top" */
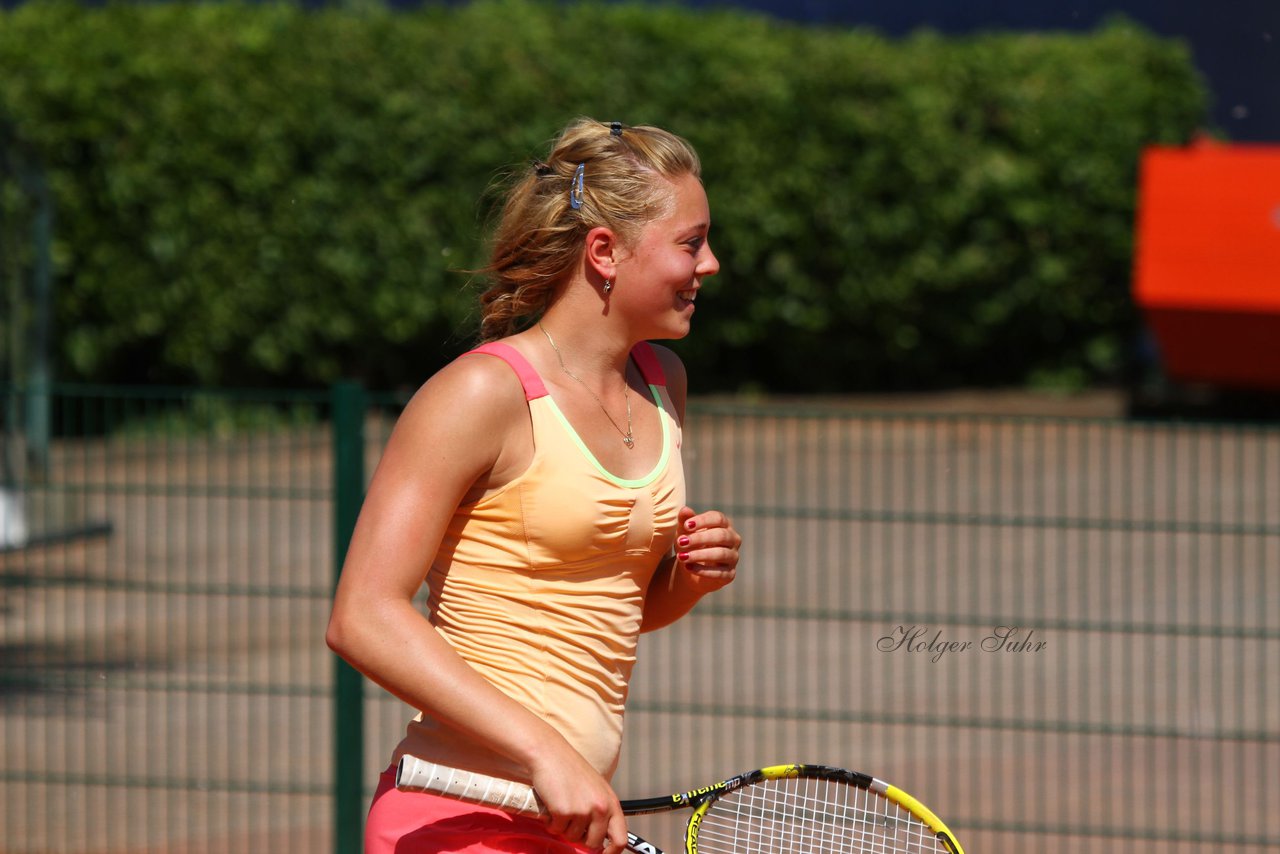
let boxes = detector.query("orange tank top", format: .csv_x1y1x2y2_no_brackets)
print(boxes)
393,341,685,782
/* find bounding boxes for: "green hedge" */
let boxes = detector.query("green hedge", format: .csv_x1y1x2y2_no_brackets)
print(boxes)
0,0,1207,392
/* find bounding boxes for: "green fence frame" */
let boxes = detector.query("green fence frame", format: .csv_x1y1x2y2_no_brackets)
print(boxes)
1,383,1276,853
330,381,365,854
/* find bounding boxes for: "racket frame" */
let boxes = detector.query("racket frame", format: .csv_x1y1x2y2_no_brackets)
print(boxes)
671,764,964,854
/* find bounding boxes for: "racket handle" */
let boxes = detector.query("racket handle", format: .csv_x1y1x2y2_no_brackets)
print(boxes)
395,755,546,817
395,755,642,853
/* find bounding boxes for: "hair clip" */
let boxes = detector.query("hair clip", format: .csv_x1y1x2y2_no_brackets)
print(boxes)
531,160,553,177
610,122,623,137
570,163,585,210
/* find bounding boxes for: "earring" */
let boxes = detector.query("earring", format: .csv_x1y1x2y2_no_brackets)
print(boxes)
603,279,613,295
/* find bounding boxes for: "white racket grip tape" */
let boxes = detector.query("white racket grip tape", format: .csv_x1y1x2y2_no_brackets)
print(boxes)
395,755,546,817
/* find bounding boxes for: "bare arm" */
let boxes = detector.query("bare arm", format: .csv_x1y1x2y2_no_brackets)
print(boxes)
325,355,627,852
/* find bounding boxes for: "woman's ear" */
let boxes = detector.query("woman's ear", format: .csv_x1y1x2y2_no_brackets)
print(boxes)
584,226,619,283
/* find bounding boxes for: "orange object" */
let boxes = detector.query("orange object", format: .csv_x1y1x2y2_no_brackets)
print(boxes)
1133,140,1280,390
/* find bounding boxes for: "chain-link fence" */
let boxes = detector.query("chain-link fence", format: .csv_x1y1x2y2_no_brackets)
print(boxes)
3,385,1276,853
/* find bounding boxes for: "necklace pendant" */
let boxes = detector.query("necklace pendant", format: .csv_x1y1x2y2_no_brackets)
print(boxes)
623,435,635,448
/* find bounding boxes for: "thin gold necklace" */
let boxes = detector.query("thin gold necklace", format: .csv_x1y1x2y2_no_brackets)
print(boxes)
538,322,635,448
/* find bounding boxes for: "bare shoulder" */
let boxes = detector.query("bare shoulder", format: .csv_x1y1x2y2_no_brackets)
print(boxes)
387,349,527,472
418,349,526,414
644,343,689,418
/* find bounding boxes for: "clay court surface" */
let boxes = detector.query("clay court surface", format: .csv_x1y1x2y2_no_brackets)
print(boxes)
2,390,1277,853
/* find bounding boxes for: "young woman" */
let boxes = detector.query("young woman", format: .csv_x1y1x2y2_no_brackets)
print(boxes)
326,118,741,854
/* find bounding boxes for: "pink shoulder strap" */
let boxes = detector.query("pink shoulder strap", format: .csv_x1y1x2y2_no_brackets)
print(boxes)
630,342,666,387
468,340,664,396
466,342,548,401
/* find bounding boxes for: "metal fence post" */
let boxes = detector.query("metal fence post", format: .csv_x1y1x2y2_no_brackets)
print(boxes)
332,380,366,854
0,118,54,484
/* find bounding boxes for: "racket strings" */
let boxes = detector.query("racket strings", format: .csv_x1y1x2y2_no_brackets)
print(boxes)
692,776,949,854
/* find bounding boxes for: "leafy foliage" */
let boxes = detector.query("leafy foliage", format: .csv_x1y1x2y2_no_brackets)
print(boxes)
0,1,1207,391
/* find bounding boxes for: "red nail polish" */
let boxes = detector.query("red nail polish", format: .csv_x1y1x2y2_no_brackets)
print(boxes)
677,552,690,562
677,536,690,547
686,519,696,531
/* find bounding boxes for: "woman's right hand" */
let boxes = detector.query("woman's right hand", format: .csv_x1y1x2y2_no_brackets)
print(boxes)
529,745,628,854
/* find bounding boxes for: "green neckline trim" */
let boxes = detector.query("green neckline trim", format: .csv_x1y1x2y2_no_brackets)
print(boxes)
545,384,670,488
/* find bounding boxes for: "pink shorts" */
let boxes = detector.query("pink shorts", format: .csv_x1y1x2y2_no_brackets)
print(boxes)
364,766,595,854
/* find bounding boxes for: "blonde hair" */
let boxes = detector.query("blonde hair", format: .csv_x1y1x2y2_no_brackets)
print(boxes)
478,118,702,342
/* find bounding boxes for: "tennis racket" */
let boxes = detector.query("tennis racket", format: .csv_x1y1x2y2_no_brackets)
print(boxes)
396,755,965,854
